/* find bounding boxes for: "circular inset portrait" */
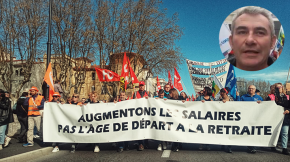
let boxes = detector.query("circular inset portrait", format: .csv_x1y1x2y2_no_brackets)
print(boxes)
219,6,284,71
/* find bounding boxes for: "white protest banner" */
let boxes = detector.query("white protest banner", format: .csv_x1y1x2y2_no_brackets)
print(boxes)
188,63,230,75
219,23,232,57
186,58,228,67
190,73,228,94
44,99,283,147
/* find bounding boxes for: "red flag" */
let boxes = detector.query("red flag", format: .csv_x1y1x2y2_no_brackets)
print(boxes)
128,57,139,84
95,67,120,82
192,94,195,101
121,52,129,89
168,70,174,89
156,76,161,91
174,67,183,91
43,62,54,101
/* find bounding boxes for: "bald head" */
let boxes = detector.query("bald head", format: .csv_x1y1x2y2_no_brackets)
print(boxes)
248,85,256,95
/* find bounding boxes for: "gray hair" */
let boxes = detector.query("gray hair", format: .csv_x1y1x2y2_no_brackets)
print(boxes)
231,6,275,37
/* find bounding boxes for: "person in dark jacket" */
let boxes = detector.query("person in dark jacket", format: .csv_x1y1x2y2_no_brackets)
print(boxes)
0,89,14,150
266,83,290,155
16,92,29,143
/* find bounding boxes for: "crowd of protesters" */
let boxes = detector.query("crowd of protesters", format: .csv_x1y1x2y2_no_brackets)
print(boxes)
1,81,290,156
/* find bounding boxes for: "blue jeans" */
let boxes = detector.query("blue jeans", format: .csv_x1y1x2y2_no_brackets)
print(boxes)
0,125,7,145
280,125,289,149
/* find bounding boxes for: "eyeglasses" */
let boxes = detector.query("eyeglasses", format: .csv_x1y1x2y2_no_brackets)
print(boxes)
276,86,282,89
73,96,78,98
53,96,59,98
165,87,170,89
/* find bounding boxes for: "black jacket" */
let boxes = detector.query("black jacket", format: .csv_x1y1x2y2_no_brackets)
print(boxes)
266,94,290,125
0,97,14,126
16,97,28,117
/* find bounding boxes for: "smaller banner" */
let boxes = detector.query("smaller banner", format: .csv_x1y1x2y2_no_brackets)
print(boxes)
219,23,232,58
186,58,228,67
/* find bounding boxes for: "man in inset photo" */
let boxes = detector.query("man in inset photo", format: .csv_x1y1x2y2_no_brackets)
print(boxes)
228,6,277,71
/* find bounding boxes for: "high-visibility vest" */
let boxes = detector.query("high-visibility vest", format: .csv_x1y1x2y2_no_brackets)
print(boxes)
136,91,148,99
28,95,43,116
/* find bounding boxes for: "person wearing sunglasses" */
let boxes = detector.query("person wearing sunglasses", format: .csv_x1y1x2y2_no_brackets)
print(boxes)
266,83,290,155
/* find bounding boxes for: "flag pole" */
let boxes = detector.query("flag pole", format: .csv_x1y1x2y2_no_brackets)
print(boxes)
286,66,290,91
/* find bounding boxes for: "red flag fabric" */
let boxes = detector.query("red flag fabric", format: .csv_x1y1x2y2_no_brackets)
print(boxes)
95,67,120,82
43,62,54,101
156,76,161,91
192,94,195,101
168,70,174,89
127,57,139,84
174,67,183,91
121,52,129,89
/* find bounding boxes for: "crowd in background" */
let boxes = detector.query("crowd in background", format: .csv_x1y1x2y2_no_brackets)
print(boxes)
0,81,290,156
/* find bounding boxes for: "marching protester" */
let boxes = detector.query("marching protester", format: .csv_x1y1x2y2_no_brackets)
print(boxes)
54,80,63,98
179,91,189,101
114,90,130,152
196,87,215,151
266,83,290,155
133,81,149,151
48,92,62,153
22,86,45,147
154,89,167,99
169,88,183,152
0,89,14,150
154,89,168,151
70,93,82,153
66,97,71,104
236,85,262,153
16,92,29,143
81,98,86,104
218,87,234,153
163,84,171,98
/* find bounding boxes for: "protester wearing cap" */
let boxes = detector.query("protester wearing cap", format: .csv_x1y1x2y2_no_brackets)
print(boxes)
51,92,61,102
133,81,149,99
133,81,149,151
22,86,45,147
49,92,62,153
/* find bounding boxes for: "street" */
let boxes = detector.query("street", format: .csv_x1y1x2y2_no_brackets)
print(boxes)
27,141,290,162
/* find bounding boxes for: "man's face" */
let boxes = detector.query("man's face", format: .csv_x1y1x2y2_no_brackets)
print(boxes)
248,85,256,95
73,95,79,102
158,93,164,99
82,99,86,103
67,98,71,103
120,93,126,101
5,93,9,98
53,96,59,101
164,85,170,92
139,85,145,91
91,94,96,101
230,13,276,71
30,90,36,96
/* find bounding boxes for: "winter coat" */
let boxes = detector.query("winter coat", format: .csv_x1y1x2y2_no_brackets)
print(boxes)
266,93,290,125
16,97,28,117
0,97,14,126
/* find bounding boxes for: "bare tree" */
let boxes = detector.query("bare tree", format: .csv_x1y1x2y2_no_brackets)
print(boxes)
0,0,47,99
51,0,96,98
237,77,272,100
